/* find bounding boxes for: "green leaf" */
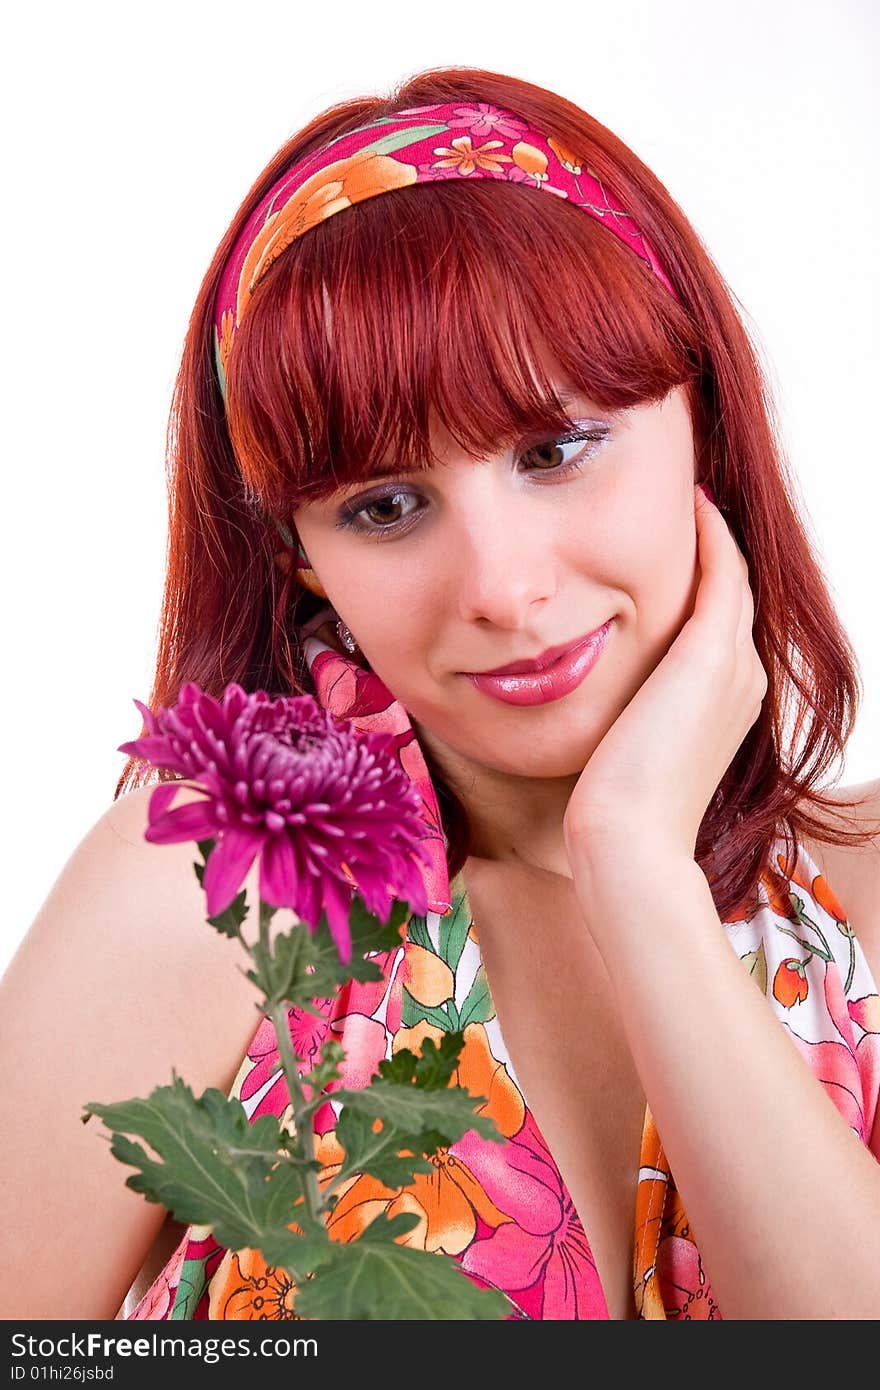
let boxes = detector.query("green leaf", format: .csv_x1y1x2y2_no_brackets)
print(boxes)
192,840,249,938
334,1106,437,1187
300,1041,346,1094
82,1074,330,1257
329,1079,502,1149
403,913,433,953
168,1256,209,1320
248,889,411,1011
356,1211,423,1244
400,985,454,1032
438,891,472,973
247,921,315,1008
458,965,494,1028
330,1038,491,1185
317,894,410,966
379,1032,464,1090
740,941,768,996
207,890,249,938
364,124,451,159
248,896,409,1008
294,1217,510,1319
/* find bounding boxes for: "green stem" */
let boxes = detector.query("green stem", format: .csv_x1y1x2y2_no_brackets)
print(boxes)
268,999,325,1230
794,903,834,960
287,1092,330,1128
774,924,832,963
840,925,857,994
242,899,326,1236
259,898,273,956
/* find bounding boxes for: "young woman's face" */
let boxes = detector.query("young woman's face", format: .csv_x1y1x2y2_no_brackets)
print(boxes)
292,380,701,786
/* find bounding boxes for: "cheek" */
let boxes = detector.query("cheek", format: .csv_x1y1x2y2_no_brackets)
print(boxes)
579,479,696,623
632,504,698,636
342,566,440,687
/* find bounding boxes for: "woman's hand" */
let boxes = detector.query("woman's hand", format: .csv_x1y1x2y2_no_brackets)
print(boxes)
562,484,768,867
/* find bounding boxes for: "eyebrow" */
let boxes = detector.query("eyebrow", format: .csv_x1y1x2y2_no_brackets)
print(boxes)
364,390,595,481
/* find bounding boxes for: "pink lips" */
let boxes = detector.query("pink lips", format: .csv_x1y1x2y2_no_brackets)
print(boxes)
463,621,613,706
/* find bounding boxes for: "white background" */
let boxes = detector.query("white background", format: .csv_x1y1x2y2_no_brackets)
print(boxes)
2,0,877,973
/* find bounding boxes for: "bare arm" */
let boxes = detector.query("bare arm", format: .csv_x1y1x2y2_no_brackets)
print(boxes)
0,783,275,1320
570,831,880,1320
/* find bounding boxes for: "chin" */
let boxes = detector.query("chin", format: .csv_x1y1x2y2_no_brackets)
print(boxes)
483,728,602,780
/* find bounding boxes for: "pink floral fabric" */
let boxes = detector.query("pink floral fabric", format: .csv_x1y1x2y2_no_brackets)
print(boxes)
127,611,880,1320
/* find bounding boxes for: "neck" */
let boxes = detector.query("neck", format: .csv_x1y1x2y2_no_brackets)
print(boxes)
415,720,579,879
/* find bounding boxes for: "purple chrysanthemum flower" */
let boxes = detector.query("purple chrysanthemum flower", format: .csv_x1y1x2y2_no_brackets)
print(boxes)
118,681,431,963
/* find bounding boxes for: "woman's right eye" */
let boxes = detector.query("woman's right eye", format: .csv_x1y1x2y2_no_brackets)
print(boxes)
341,490,420,534
334,424,609,538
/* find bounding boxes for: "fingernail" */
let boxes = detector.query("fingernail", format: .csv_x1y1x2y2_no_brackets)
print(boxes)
697,482,716,503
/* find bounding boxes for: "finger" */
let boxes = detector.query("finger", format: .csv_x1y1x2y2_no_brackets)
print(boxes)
695,486,755,634
694,491,763,712
692,486,743,639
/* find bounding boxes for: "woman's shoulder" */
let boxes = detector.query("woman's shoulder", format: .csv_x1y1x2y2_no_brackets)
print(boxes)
793,777,880,987
0,781,273,1317
102,780,276,1036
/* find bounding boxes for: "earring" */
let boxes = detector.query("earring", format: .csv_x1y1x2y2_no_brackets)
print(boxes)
336,620,358,654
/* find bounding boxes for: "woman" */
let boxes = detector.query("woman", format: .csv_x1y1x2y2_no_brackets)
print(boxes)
3,65,879,1322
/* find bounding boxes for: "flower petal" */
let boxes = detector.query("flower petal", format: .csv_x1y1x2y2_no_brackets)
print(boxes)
259,833,301,911
322,875,354,963
454,1114,561,1235
146,783,182,822
782,1027,866,1139
541,1228,603,1319
203,828,262,916
460,1219,549,1290
327,1014,388,1090
855,1031,880,1150
144,797,219,844
848,993,880,1034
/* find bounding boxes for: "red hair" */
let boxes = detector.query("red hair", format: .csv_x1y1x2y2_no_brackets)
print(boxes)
116,64,879,923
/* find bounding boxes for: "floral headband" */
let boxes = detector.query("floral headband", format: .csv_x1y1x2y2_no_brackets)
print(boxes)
212,99,679,597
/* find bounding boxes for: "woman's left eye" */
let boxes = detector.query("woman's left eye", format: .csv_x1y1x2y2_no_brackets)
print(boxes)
335,426,609,538
519,427,609,474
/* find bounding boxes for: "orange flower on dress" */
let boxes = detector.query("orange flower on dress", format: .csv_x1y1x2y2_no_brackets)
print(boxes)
760,863,798,919
811,874,849,925
327,1147,506,1256
392,1020,525,1138
403,943,455,1004
772,957,810,1008
208,1252,300,1320
207,1129,370,1319
327,1020,522,1256
775,850,849,924
634,1111,721,1319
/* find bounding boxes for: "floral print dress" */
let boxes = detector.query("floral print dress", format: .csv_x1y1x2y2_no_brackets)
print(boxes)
126,615,880,1321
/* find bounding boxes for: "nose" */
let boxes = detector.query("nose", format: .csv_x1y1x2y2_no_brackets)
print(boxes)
452,470,558,629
